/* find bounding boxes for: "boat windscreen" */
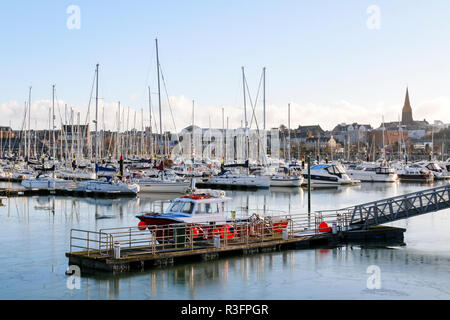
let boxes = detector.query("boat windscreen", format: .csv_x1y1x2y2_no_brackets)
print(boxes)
168,200,183,213
334,164,346,174
181,201,195,214
195,202,220,214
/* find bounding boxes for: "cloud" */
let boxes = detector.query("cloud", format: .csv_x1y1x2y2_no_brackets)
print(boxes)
1,95,448,132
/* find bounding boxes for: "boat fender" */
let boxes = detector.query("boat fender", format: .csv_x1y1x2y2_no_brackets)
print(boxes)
138,221,147,231
318,221,331,233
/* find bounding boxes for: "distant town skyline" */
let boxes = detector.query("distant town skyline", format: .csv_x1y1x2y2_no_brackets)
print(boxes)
1,1,450,131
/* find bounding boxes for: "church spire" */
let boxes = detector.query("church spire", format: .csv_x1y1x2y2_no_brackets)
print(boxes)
401,87,413,124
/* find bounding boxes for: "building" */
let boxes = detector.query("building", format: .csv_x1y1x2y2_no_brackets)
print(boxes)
0,127,14,139
383,88,430,131
331,123,372,145
377,88,431,147
370,130,409,148
401,87,414,125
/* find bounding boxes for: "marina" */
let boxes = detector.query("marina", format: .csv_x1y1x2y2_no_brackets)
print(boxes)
2,1,450,305
66,184,449,273
1,180,450,299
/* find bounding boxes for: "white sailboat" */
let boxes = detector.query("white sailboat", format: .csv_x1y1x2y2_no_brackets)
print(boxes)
79,64,139,195
22,86,76,190
134,39,194,194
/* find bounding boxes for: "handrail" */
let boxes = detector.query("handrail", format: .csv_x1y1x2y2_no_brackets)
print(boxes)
70,229,113,256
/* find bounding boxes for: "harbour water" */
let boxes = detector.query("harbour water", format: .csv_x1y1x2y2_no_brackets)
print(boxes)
1,181,450,300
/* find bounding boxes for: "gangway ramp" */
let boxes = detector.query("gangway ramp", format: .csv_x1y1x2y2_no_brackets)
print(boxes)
317,184,450,230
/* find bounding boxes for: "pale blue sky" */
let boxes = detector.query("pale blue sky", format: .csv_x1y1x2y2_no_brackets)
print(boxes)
1,1,450,130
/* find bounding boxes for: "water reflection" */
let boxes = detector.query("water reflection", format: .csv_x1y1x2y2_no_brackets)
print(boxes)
1,180,450,299
66,244,450,299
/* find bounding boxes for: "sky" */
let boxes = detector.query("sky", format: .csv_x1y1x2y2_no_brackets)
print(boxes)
1,1,450,132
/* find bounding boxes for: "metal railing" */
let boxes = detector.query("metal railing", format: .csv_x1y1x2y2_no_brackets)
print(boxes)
68,210,349,260
69,229,113,256
316,184,450,229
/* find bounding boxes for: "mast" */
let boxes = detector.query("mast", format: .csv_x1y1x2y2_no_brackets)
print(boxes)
71,107,74,162
242,66,248,165
148,86,153,159
77,112,80,161
288,103,291,163
155,38,163,157
52,85,56,161
118,101,121,158
191,100,195,162
94,63,99,178
431,126,434,160
126,107,130,158
102,101,105,159
141,108,144,157
222,107,225,162
133,109,137,157
23,102,27,159
28,87,32,160
65,104,68,161
381,115,385,160
263,67,266,131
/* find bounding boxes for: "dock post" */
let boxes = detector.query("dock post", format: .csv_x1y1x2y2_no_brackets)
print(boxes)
113,242,121,259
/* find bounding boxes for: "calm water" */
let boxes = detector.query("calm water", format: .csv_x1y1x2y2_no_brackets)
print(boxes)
1,181,450,300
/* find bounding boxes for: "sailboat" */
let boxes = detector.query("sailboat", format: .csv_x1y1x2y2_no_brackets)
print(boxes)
21,86,75,190
77,64,140,195
203,67,270,189
270,103,303,187
134,39,193,194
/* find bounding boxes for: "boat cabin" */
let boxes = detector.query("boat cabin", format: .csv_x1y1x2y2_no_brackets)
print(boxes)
165,196,228,216
310,164,346,177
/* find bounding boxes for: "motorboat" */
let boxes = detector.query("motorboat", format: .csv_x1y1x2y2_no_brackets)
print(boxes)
302,163,356,186
396,166,434,182
346,162,398,182
414,161,450,180
78,177,140,195
137,189,230,226
21,174,76,190
270,167,304,187
136,189,290,239
205,168,270,189
134,170,191,193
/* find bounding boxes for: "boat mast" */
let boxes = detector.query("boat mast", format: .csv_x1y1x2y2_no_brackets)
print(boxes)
288,103,291,163
22,102,27,160
263,67,266,132
28,86,32,161
381,115,385,160
141,108,144,157
155,38,163,158
191,100,195,163
222,107,225,162
52,85,56,161
242,67,248,170
94,63,99,179
148,86,153,160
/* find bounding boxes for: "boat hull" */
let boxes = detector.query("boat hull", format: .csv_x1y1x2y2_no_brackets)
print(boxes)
398,174,434,182
137,181,191,193
206,175,270,188
270,177,302,187
347,171,398,182
21,178,75,190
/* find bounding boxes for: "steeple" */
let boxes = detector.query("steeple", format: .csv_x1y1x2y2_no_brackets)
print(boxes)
401,87,413,125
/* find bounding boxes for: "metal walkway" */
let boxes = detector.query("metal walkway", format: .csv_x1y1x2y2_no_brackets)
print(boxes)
317,184,450,230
